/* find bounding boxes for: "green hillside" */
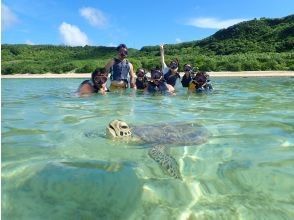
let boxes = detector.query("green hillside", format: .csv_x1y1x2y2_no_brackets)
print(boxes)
1,15,293,74
141,14,294,55
199,15,294,54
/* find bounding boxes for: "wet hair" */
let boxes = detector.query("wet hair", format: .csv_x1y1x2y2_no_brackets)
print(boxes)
193,71,208,84
150,68,163,80
91,68,107,82
116,43,127,51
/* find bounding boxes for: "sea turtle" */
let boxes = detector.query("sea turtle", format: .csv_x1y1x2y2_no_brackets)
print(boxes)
105,119,210,180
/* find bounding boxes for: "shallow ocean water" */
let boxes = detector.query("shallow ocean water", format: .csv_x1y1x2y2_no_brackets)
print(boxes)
1,77,294,220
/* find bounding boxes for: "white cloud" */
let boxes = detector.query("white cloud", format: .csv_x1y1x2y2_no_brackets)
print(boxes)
1,4,19,30
25,40,34,45
186,17,247,29
107,43,116,47
59,22,89,46
175,38,182,43
79,7,107,27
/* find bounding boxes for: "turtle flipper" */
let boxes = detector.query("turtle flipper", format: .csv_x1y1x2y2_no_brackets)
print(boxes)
148,145,182,180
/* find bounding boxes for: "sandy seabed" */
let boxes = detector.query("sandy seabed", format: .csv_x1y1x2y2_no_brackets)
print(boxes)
1,71,294,79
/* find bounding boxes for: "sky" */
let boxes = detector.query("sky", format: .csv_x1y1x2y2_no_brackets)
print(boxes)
1,0,294,49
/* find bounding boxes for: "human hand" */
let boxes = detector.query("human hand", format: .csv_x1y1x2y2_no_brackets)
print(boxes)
99,88,106,95
160,44,164,51
130,81,136,89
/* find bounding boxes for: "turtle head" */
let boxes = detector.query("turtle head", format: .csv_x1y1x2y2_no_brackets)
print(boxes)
106,119,132,138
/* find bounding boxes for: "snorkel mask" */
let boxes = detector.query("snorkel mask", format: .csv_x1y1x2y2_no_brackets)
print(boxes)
136,69,146,81
170,61,178,70
94,74,108,86
117,44,128,58
151,69,163,84
92,68,108,88
119,48,128,58
184,64,192,73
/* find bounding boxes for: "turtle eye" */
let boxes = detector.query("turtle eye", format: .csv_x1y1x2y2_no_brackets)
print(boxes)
121,125,128,129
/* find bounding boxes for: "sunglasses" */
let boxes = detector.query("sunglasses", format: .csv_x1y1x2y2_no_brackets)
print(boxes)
94,75,108,84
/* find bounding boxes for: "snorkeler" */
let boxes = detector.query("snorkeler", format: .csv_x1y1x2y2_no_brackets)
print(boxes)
77,68,109,95
181,64,196,87
104,44,136,90
145,68,174,94
135,68,148,90
160,44,181,87
188,71,213,93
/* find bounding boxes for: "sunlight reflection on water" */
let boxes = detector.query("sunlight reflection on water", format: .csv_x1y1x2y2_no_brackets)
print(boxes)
2,77,294,219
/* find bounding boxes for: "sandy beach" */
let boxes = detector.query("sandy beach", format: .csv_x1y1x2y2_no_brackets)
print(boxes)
1,71,294,79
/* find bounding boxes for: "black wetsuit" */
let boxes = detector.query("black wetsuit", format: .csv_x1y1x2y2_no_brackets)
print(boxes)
164,70,180,87
193,81,213,93
181,74,192,87
146,81,169,93
135,77,148,90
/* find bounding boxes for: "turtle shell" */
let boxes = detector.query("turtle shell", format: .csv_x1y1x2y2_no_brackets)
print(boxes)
131,122,209,146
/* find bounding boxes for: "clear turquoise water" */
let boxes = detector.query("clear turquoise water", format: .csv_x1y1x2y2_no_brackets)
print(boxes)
2,77,294,220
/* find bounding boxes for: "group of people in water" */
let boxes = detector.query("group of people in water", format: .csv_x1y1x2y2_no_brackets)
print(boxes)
77,43,213,96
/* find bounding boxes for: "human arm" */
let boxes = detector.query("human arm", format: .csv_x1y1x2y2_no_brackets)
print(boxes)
104,59,115,74
129,62,136,89
160,44,168,72
166,83,175,93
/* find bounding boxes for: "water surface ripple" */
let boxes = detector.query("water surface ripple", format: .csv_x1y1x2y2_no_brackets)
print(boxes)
2,77,294,219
